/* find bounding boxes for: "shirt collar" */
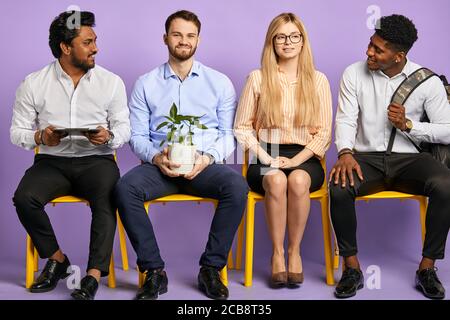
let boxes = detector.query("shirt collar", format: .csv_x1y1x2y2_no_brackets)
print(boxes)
163,60,201,80
375,58,414,79
399,58,415,77
54,59,94,82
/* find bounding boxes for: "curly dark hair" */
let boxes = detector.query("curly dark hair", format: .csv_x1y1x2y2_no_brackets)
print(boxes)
165,10,201,34
375,14,418,53
49,11,96,58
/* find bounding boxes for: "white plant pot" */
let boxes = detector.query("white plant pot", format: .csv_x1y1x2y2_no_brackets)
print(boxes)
169,143,197,174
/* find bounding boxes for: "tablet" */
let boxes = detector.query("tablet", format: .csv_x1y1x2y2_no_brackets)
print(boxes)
53,128,100,136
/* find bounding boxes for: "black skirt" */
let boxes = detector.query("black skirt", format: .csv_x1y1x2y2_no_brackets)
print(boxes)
246,143,325,195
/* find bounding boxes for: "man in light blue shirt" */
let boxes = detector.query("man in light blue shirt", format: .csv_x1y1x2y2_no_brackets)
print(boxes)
115,10,248,300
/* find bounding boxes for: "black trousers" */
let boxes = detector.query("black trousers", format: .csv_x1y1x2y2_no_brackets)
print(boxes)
13,154,120,276
114,163,248,272
330,152,450,260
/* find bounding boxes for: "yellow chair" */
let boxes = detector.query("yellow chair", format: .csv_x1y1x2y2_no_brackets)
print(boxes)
329,191,427,267
133,194,233,287
234,150,336,286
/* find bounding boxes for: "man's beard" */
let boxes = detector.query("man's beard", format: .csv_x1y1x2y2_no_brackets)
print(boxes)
168,45,197,61
71,54,95,72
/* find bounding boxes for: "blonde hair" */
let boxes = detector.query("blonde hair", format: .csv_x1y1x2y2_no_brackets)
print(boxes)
257,13,320,130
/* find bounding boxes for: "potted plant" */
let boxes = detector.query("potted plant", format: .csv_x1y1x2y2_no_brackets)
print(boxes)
156,103,208,174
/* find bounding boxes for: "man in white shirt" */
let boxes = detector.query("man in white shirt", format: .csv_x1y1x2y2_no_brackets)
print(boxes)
329,14,450,299
10,11,130,300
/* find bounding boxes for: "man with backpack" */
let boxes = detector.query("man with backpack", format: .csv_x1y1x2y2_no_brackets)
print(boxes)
329,14,450,299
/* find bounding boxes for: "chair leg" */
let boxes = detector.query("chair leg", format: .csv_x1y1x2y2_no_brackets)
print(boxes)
333,247,340,270
333,229,340,270
235,215,245,270
244,198,255,287
138,271,145,288
107,252,116,288
319,197,335,285
116,211,129,271
33,247,39,272
329,205,340,270
137,202,151,288
220,266,228,287
419,197,427,245
26,234,35,288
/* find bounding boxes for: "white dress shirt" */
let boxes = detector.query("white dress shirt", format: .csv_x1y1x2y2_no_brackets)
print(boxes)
335,59,450,153
10,60,131,157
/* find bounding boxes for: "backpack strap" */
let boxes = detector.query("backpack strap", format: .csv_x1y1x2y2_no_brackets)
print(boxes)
386,68,437,155
439,75,450,103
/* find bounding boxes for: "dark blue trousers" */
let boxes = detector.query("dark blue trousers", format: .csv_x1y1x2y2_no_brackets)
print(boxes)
115,163,248,272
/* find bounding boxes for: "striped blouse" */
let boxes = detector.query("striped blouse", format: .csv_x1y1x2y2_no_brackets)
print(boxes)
233,69,332,158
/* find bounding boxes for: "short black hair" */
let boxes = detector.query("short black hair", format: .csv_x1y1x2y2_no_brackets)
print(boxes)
375,14,418,53
165,10,201,34
49,11,96,58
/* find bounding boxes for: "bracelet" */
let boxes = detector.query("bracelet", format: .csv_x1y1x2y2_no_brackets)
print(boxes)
338,148,353,158
40,129,46,146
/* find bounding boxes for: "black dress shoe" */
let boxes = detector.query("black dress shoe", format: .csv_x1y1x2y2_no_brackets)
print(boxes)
198,266,229,300
415,268,445,300
30,255,71,293
71,275,99,300
334,267,364,298
135,269,168,300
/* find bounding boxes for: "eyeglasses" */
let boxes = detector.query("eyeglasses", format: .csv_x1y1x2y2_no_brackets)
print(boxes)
273,33,303,45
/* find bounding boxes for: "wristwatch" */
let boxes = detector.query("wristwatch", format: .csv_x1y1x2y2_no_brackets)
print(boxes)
105,130,115,145
405,119,413,133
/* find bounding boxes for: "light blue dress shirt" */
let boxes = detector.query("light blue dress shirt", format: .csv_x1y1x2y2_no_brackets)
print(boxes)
129,61,237,163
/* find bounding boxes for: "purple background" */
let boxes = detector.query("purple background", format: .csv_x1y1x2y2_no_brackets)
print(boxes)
0,0,448,299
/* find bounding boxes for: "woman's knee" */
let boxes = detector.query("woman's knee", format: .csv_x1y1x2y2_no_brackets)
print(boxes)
263,170,287,196
287,171,311,196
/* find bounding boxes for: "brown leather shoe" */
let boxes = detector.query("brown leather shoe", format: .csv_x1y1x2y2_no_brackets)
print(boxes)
288,272,304,286
270,271,287,288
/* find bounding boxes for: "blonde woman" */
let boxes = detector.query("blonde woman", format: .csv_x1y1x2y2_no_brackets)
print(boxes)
234,13,332,287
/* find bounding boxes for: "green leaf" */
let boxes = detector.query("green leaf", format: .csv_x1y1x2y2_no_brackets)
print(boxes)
164,116,175,122
177,115,192,121
156,121,168,131
167,131,174,142
159,140,166,147
178,135,185,144
170,103,178,119
197,124,208,129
